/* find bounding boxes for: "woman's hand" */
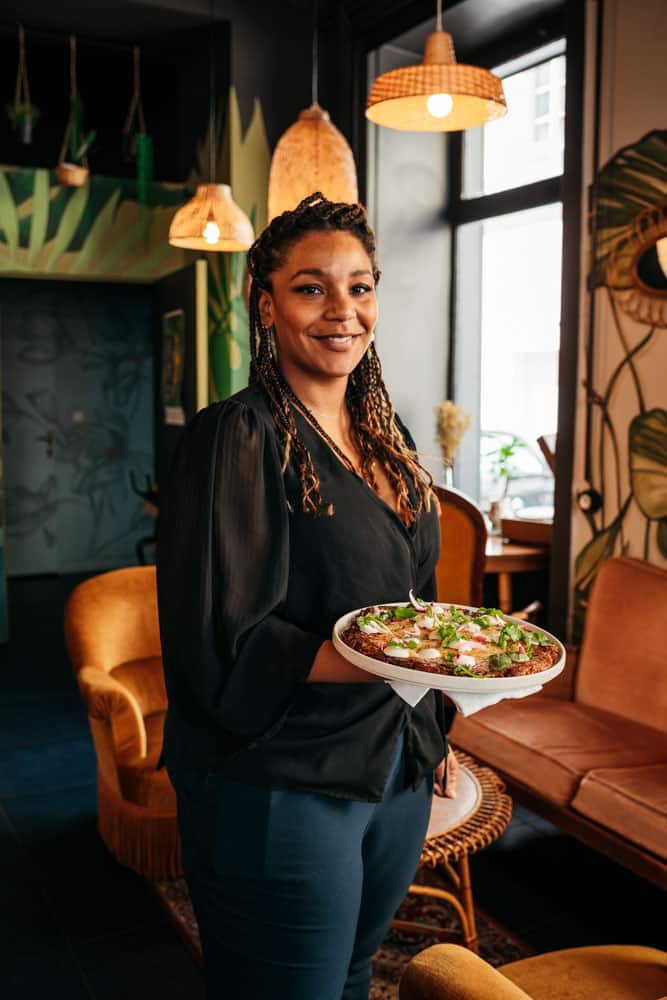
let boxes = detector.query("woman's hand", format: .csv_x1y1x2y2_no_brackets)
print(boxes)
433,748,458,798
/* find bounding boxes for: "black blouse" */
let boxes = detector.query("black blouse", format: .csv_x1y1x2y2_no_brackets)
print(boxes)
156,384,447,802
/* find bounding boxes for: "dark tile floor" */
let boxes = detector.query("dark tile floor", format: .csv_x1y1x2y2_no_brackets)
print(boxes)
1,573,664,999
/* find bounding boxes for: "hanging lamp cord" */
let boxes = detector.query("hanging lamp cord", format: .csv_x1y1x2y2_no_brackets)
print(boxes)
58,35,87,167
311,0,319,106
14,25,31,110
208,0,216,184
436,0,443,32
123,46,146,137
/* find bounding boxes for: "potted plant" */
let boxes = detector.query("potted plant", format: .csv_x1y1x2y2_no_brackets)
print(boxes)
487,434,525,531
7,101,40,144
9,27,38,145
56,37,95,187
56,96,96,187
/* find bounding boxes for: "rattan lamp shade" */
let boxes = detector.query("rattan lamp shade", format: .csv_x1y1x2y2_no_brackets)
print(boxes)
268,103,358,221
366,31,506,132
168,183,254,252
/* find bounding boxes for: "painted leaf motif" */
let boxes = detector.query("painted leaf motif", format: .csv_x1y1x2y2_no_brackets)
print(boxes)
658,518,667,560
573,498,630,591
0,172,19,256
593,129,667,286
629,408,667,520
228,336,242,371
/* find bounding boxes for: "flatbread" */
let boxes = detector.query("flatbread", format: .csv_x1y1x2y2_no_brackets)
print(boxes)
340,602,560,679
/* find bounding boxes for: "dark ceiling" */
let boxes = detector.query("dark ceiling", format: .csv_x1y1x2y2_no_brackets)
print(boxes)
0,0,565,50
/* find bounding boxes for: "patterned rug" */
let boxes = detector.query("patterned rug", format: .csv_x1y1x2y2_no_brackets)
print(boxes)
150,868,533,998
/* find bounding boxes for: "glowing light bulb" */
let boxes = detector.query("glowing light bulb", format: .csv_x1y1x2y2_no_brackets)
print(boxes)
202,220,220,245
426,93,453,118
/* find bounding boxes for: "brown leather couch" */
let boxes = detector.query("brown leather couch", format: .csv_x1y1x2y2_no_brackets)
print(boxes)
451,557,667,890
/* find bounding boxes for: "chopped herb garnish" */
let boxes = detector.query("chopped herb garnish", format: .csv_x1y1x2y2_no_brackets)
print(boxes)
453,664,480,677
447,607,469,625
488,652,512,670
393,607,418,620
438,624,460,647
497,622,526,649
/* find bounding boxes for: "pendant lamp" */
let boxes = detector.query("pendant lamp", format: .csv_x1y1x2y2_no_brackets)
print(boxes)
169,1,253,251
267,0,358,221
366,0,507,132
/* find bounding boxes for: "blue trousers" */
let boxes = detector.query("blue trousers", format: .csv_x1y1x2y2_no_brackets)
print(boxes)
171,733,432,1000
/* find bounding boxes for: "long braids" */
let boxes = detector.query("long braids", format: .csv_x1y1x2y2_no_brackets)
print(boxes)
246,192,434,525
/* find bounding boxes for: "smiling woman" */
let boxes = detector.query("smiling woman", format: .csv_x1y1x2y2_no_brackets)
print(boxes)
259,230,377,382
156,192,456,1000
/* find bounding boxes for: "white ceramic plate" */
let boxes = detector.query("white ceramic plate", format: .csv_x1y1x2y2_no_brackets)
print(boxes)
332,602,565,693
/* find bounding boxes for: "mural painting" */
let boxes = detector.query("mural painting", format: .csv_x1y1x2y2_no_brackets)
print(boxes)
573,130,667,638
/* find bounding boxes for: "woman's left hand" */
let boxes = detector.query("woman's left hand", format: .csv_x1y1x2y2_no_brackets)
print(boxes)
433,748,458,798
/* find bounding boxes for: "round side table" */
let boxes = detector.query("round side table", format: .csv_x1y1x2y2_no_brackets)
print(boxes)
392,749,512,953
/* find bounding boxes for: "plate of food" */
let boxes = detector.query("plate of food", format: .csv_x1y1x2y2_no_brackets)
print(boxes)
332,594,565,693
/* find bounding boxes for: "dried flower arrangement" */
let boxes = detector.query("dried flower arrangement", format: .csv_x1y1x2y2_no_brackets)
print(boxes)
434,400,472,469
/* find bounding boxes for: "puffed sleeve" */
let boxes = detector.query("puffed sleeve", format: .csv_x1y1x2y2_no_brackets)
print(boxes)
156,400,324,749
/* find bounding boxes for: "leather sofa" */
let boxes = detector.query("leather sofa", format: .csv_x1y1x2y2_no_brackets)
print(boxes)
451,557,667,890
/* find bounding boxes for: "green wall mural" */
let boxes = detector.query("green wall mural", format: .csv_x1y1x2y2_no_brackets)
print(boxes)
574,130,667,639
202,90,270,401
0,86,270,637
0,168,189,281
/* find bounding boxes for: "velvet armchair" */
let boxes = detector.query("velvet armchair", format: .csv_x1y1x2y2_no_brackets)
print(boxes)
399,943,667,1000
64,565,181,879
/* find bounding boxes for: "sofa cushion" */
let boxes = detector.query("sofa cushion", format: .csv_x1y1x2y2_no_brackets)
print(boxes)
571,764,667,859
117,713,175,810
451,699,667,806
576,557,667,732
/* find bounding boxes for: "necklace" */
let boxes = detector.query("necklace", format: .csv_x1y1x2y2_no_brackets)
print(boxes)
279,376,363,477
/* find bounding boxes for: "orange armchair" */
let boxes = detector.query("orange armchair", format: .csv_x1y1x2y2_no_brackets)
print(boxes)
64,566,181,879
399,943,667,1000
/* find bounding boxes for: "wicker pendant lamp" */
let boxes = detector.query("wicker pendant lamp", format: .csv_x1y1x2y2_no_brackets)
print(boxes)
267,1,358,221
168,1,253,251
366,0,507,132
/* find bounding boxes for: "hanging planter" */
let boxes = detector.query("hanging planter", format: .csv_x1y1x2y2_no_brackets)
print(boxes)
7,25,40,145
122,46,154,205
56,36,96,187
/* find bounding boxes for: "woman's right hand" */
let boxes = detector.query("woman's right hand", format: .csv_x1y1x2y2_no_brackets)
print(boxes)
433,748,458,798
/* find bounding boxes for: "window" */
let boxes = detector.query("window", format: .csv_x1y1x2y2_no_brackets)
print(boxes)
452,41,565,518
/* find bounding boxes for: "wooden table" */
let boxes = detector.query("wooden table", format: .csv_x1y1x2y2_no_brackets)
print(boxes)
484,537,550,614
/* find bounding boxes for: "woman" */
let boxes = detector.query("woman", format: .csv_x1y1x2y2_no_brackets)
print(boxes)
156,192,457,1000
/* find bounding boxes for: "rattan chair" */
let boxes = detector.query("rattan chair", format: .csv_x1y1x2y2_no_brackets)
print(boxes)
394,751,512,952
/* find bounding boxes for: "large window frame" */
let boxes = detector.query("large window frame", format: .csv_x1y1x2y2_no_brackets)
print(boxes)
444,4,585,635
449,41,565,509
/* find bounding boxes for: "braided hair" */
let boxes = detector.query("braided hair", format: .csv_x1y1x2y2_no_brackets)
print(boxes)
246,191,434,525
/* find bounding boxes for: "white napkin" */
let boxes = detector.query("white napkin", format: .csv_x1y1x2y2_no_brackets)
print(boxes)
447,685,543,716
386,680,430,707
387,680,542,713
